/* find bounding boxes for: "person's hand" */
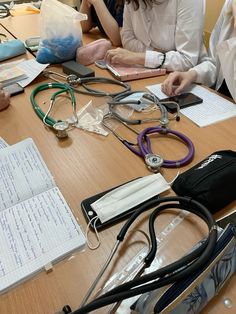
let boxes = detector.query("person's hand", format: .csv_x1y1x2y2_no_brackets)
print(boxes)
161,70,197,96
0,85,10,111
105,48,144,66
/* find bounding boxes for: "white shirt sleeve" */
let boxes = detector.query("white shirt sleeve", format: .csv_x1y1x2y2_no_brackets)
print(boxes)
191,0,234,88
217,37,236,101
191,60,217,87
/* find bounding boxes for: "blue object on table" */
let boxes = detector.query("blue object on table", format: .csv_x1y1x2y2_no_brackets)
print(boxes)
36,34,82,64
0,39,26,61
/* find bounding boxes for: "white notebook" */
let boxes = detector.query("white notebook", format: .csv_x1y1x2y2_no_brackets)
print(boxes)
0,138,86,293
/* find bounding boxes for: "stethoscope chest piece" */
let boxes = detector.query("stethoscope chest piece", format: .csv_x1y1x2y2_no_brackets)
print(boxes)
144,153,163,173
53,121,69,139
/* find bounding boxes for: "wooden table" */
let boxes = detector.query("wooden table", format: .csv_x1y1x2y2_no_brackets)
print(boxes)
1,13,236,314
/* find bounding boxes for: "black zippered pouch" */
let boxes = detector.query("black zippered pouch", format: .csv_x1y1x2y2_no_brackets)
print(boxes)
172,150,236,213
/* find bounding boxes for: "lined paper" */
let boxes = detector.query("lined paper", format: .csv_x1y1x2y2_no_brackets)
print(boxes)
0,138,55,211
146,83,236,127
0,138,85,293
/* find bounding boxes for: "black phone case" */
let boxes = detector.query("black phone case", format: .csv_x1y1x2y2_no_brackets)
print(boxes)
81,179,160,230
161,92,203,113
62,61,95,78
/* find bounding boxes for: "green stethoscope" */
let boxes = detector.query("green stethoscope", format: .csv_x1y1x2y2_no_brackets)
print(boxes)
30,82,78,139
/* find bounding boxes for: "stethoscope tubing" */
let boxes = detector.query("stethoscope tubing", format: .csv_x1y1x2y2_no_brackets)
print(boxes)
137,126,195,167
43,70,131,97
74,196,217,314
122,126,194,168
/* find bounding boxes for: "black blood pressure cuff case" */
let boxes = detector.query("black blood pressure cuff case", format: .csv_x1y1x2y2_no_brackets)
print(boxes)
172,150,236,213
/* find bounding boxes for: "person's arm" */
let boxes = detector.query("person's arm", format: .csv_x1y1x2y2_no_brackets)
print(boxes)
79,0,94,33
233,0,236,34
214,0,236,101
0,86,10,111
121,3,148,52
105,47,145,65
154,0,206,71
161,55,217,96
86,0,122,46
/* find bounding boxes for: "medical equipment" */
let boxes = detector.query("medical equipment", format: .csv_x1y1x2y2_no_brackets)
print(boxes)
102,113,194,172
70,196,217,314
30,82,78,138
107,91,180,126
43,70,131,97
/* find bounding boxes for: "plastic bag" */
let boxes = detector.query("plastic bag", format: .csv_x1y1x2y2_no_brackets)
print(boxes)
36,0,87,64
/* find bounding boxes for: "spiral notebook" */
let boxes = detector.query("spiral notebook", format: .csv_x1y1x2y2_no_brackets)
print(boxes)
106,64,166,81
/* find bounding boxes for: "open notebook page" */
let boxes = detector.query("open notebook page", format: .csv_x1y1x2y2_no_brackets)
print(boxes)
0,187,85,293
0,138,55,211
0,138,86,293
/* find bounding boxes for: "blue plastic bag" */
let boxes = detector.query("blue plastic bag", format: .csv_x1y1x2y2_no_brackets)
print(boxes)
36,0,86,64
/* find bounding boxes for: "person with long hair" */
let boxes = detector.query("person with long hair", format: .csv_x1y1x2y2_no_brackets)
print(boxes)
105,0,206,71
80,0,124,46
161,0,236,101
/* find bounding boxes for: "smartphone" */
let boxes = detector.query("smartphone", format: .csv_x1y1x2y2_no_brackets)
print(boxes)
95,59,107,69
160,92,203,113
3,83,24,97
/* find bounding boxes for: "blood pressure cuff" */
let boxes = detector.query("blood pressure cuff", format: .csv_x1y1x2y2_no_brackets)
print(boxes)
132,223,236,314
172,150,236,213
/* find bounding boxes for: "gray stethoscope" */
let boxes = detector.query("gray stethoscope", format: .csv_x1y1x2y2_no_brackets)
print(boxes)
107,91,180,125
102,92,188,172
43,70,131,97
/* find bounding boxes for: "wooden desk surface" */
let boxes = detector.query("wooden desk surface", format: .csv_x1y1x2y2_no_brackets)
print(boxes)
1,13,236,314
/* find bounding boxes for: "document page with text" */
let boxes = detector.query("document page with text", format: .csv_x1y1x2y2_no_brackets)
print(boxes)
0,138,86,293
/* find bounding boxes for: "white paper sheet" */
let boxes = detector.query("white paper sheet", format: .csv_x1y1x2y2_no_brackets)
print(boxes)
17,60,49,87
146,83,236,127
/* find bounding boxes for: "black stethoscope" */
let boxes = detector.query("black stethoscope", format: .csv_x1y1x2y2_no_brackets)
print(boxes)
58,196,217,314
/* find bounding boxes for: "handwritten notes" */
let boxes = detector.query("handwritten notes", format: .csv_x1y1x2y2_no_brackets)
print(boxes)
0,138,85,293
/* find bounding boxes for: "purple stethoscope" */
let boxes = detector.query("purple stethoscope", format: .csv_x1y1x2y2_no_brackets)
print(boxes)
103,92,194,172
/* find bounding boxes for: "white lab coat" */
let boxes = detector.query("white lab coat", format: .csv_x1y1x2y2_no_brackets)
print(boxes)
193,0,235,97
120,0,206,72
